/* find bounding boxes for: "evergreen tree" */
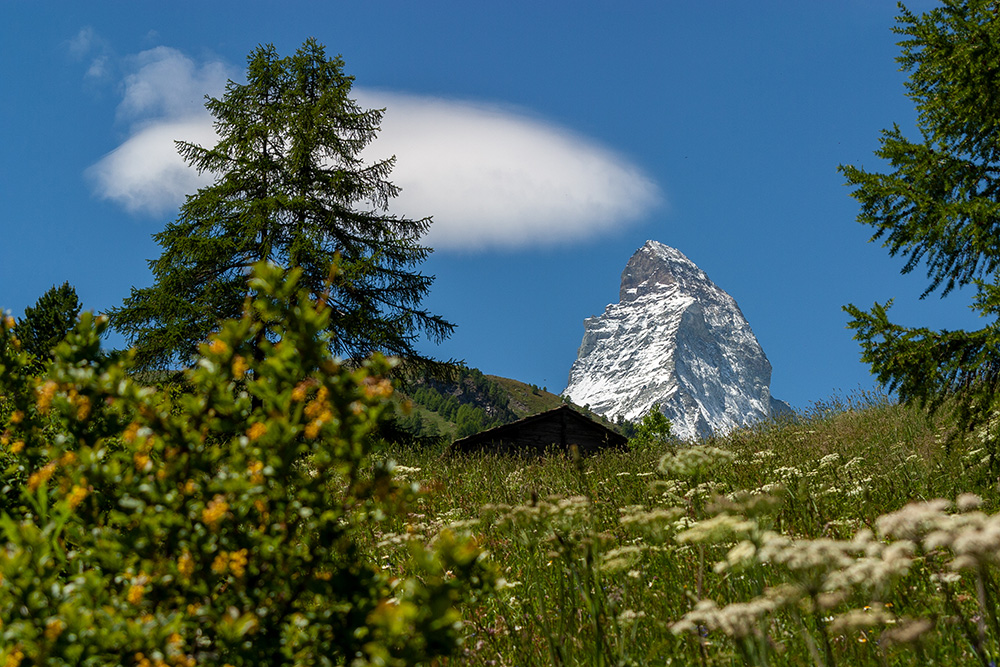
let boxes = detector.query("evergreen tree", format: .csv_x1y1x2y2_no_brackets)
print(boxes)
110,39,452,370
14,282,81,363
840,1,1000,458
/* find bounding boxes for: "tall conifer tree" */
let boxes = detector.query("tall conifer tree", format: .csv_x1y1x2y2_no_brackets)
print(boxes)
110,39,452,370
840,1,1000,457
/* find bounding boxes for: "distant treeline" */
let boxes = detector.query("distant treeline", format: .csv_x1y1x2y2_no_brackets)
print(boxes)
405,366,519,439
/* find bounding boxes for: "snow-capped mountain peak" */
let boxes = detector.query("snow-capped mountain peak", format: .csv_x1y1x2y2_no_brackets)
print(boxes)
563,240,787,440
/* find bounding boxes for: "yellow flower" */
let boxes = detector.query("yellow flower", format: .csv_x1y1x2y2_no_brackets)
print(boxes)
211,551,229,575
208,338,228,355
27,461,57,491
122,421,142,444
304,420,322,439
305,398,325,419
10,441,24,455
74,394,91,421
126,582,145,605
59,451,76,466
134,452,151,472
231,355,249,378
246,422,268,441
3,315,14,329
202,495,229,527
36,381,58,414
67,484,89,510
9,411,23,425
229,549,248,578
248,460,264,484
363,376,394,399
3,646,24,667
44,618,65,641
291,381,310,402
177,551,195,579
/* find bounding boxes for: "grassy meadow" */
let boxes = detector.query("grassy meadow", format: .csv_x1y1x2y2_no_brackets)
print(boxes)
369,392,1000,666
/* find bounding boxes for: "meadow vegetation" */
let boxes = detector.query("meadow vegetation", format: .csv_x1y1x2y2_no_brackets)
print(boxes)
372,394,1000,666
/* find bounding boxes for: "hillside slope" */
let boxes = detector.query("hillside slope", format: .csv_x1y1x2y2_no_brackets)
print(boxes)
394,365,615,442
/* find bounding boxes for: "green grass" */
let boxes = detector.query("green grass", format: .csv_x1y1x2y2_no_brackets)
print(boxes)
487,375,566,418
365,392,1000,666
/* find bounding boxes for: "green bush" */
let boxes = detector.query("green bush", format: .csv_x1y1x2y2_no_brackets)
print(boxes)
0,263,496,666
628,403,672,451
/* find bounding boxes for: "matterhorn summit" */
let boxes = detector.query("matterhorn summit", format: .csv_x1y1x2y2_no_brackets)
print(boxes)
563,240,788,440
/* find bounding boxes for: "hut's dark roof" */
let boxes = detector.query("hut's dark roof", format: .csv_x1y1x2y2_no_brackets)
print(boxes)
449,404,627,455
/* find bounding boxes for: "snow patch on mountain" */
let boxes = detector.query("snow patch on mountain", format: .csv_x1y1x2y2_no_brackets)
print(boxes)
563,240,788,440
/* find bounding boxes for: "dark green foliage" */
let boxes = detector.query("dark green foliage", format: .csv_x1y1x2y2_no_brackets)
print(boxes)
13,282,81,364
615,414,638,439
839,0,1000,459
110,39,452,371
406,365,518,438
628,403,673,451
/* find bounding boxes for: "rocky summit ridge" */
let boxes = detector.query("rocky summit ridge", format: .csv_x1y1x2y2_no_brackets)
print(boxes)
563,240,788,440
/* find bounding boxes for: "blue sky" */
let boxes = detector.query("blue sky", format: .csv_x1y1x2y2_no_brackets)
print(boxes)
2,1,975,410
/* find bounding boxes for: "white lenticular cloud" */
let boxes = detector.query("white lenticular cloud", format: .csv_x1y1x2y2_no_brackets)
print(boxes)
87,46,230,216
117,46,232,123
88,47,662,249
88,116,219,215
357,91,662,250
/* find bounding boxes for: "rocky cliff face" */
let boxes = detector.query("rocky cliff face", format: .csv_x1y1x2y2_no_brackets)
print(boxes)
563,240,788,440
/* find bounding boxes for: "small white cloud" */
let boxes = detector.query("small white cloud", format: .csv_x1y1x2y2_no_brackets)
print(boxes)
68,27,114,81
117,46,232,124
88,48,662,248
68,27,99,59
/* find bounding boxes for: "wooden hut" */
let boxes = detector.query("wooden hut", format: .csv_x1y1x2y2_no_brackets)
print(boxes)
449,404,627,456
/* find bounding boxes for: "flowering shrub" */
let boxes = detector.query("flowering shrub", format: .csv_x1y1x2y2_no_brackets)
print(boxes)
0,264,496,666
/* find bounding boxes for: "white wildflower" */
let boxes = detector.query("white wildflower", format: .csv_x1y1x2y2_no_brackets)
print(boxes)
659,446,735,479
956,493,983,512
876,499,952,541
601,545,645,573
818,453,841,469
881,618,933,646
829,606,893,634
676,513,756,545
617,609,646,625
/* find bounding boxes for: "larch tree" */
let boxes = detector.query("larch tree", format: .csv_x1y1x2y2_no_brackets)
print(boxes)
840,0,1000,459
110,39,452,370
